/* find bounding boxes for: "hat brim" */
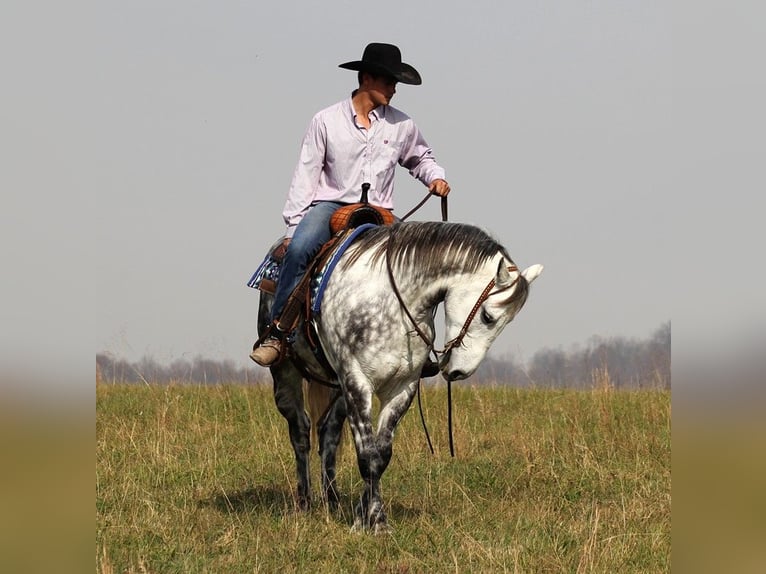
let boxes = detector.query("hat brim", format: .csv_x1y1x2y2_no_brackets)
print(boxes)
339,60,422,85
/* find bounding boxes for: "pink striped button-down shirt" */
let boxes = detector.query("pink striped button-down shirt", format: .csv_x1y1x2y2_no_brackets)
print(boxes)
281,97,446,237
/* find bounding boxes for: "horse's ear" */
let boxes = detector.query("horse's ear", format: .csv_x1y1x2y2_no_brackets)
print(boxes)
496,260,513,288
521,264,544,284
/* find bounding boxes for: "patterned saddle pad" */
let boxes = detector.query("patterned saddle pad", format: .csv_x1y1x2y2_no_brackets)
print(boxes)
246,223,377,315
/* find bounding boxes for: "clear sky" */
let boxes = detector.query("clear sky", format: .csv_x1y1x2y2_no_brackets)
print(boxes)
14,0,766,390
2,1,681,378
5,5,764,563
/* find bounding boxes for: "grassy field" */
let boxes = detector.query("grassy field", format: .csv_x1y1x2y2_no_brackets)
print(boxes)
96,381,670,573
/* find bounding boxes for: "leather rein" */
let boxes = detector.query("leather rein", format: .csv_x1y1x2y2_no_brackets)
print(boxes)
389,192,520,456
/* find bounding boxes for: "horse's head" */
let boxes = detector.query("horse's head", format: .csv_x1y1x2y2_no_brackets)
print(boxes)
440,258,543,381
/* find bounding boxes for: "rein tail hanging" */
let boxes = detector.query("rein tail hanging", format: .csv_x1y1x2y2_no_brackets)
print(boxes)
397,191,455,456
391,194,521,458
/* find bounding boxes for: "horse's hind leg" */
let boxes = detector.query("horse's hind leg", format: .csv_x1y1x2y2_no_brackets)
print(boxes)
271,362,312,510
258,290,312,510
313,385,347,508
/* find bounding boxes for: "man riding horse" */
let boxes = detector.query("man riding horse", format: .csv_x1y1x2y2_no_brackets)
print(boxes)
249,42,451,367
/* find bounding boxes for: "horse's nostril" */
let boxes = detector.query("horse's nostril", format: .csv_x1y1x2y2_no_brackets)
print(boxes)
448,370,467,381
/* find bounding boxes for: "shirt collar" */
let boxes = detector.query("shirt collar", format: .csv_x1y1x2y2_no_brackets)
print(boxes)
347,96,385,123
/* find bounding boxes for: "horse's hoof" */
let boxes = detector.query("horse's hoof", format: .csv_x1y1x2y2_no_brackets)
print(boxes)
371,521,393,535
349,520,392,535
296,495,311,512
323,486,340,509
350,518,365,533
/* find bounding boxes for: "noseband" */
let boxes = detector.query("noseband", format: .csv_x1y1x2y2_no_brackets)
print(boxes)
440,266,520,356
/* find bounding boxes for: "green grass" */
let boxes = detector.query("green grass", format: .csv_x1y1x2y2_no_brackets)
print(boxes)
96,382,670,573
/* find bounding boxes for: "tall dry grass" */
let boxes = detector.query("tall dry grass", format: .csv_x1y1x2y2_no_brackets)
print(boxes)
97,378,670,573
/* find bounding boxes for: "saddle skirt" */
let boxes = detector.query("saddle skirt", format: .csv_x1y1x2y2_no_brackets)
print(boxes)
246,223,377,317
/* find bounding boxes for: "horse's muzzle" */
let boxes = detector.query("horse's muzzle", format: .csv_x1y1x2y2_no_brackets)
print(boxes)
445,369,469,382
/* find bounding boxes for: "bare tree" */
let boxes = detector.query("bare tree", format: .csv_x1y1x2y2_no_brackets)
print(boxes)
96,322,670,388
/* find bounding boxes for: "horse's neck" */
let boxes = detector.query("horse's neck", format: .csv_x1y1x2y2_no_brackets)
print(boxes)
395,268,453,317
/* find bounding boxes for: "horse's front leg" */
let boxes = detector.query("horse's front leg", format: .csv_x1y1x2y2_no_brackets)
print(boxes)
341,378,385,532
347,378,419,534
271,362,312,510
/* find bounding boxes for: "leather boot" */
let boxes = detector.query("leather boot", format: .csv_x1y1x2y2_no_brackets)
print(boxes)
249,337,282,366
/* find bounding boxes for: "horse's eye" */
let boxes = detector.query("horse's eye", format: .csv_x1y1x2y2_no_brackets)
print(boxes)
480,308,496,326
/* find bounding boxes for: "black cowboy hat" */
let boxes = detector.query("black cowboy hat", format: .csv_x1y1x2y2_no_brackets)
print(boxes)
339,43,422,85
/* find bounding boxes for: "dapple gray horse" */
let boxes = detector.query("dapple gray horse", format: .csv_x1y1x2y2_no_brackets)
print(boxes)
256,221,543,533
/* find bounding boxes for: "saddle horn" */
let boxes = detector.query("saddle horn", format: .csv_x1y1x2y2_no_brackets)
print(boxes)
329,182,394,233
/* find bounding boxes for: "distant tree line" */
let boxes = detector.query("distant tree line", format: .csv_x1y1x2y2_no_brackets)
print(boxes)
96,354,269,386
97,322,669,389
474,322,670,388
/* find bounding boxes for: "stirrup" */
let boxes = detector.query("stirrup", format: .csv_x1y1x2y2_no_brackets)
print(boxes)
249,337,282,366
251,321,279,349
250,324,288,366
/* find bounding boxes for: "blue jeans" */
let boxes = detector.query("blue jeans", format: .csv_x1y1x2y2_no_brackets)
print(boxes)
270,201,345,324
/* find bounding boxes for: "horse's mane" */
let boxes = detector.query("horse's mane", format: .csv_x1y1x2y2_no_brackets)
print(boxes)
342,221,530,307
343,221,512,276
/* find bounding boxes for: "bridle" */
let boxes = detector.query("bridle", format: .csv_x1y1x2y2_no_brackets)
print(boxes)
384,228,521,457
385,252,521,360
439,266,521,357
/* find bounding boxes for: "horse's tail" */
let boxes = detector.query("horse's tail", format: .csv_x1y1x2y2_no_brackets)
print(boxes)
304,380,346,461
